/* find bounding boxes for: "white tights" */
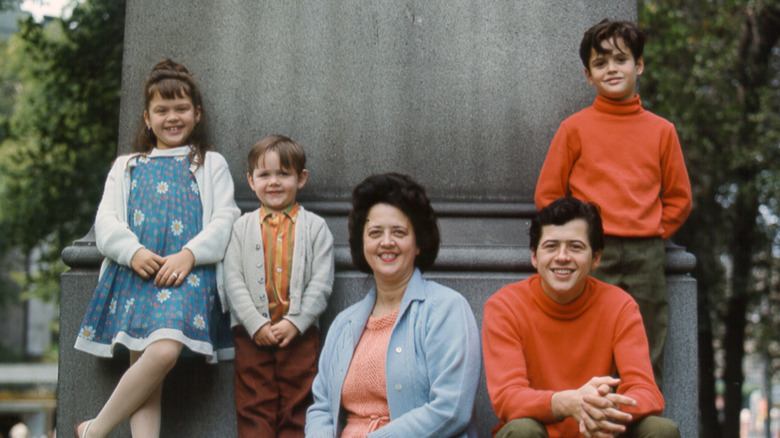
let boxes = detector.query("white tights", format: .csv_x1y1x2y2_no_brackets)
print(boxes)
84,339,182,438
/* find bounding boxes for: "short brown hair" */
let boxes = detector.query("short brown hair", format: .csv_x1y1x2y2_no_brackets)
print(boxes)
247,135,307,175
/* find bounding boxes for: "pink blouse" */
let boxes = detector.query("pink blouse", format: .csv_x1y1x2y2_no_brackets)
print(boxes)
340,310,398,437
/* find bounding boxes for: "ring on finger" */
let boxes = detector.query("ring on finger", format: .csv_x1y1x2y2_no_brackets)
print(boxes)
172,273,179,279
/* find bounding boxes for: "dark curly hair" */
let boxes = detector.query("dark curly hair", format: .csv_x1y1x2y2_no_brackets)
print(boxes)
530,196,604,255
579,19,645,72
348,173,440,274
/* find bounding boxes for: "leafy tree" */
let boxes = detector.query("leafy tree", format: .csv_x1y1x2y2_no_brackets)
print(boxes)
0,0,125,299
0,0,20,12
639,1,780,436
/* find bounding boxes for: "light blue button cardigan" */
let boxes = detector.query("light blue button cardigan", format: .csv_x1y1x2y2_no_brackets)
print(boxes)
305,269,481,438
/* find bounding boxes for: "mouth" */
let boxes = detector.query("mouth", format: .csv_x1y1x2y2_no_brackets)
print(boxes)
379,252,398,262
605,77,622,85
551,268,575,278
165,126,183,134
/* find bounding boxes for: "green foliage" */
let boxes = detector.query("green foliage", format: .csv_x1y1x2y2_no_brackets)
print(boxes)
639,0,780,435
0,0,21,12
0,0,125,275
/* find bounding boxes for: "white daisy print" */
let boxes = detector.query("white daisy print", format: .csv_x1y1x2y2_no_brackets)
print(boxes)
124,298,135,313
79,325,95,340
190,181,199,193
131,179,138,190
187,274,200,287
171,220,184,236
133,209,145,226
156,182,169,194
109,298,117,315
193,314,206,330
175,155,186,162
157,289,172,303
139,156,150,164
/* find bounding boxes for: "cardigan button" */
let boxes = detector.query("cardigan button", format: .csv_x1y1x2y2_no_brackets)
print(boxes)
255,244,261,250
395,347,402,353
257,278,264,284
394,384,402,391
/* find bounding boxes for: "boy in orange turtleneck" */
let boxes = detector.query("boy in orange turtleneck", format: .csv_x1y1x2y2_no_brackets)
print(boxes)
534,19,692,389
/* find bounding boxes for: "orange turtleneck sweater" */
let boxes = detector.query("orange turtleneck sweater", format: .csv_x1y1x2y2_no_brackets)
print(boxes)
482,275,664,437
534,94,692,240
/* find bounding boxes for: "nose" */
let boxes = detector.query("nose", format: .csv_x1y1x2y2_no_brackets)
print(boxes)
554,246,571,262
379,231,395,247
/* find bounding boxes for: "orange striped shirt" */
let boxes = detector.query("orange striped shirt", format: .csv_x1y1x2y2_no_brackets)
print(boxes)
260,203,298,323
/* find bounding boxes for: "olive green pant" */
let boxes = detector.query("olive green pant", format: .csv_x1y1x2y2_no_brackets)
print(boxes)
591,236,668,390
495,416,680,438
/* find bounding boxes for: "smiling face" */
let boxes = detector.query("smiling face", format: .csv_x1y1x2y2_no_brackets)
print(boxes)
363,203,420,287
585,36,644,101
144,91,201,149
531,218,601,305
248,150,308,214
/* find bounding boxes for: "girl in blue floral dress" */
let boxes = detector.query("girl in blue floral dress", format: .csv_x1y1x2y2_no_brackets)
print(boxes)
73,60,240,438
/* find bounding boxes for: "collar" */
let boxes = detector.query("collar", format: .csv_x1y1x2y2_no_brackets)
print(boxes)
592,93,643,116
148,145,192,157
261,203,299,223
530,274,594,320
348,268,426,339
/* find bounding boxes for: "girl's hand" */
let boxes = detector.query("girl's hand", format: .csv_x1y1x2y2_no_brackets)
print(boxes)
253,323,279,347
155,248,195,287
131,248,164,279
271,319,300,348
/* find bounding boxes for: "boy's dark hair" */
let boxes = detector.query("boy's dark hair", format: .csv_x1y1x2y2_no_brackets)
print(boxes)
247,135,307,175
348,173,440,273
530,197,604,254
579,19,645,71
134,59,211,167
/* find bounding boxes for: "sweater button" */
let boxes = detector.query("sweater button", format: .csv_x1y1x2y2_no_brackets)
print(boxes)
255,244,261,250
394,384,402,391
395,347,402,353
257,278,264,284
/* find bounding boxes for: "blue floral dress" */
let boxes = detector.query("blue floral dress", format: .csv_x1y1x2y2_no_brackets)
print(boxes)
75,153,231,362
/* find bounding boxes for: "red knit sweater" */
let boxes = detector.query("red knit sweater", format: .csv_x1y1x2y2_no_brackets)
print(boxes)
534,94,692,240
482,275,664,437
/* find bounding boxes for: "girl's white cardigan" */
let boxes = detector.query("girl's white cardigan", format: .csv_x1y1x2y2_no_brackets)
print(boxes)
94,146,240,308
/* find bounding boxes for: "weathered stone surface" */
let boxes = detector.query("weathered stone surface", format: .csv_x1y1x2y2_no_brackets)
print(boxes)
59,1,698,437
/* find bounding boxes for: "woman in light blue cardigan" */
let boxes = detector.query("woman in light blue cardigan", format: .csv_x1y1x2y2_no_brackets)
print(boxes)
305,173,480,438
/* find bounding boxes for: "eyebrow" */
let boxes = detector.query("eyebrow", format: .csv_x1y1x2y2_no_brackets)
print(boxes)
541,239,587,246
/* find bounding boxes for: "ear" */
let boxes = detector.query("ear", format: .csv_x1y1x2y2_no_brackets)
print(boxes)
246,172,255,191
143,111,151,128
584,66,595,86
531,249,539,270
590,249,602,270
635,56,645,76
194,105,202,124
297,169,309,189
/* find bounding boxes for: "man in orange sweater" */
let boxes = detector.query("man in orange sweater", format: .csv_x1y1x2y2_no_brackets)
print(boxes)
534,19,692,388
482,197,679,437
